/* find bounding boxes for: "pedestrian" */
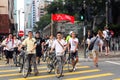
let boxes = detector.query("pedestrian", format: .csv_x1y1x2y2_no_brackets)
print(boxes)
68,31,79,71
13,35,21,54
97,30,104,55
50,32,67,78
19,31,39,76
66,31,73,43
2,33,14,65
35,31,45,64
103,26,111,55
45,35,55,50
88,31,102,67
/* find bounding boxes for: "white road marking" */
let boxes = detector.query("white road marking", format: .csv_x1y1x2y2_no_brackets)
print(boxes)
105,61,120,65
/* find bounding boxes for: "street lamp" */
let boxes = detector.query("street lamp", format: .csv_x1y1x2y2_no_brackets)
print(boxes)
14,9,24,32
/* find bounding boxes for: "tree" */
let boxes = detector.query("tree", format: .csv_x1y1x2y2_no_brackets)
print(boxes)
34,14,51,31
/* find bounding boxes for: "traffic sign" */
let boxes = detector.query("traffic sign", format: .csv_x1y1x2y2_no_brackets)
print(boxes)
18,30,24,37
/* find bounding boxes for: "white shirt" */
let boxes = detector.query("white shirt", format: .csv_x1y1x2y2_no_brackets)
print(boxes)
4,38,14,51
46,39,54,48
103,30,109,38
52,39,66,56
69,38,79,51
14,39,21,48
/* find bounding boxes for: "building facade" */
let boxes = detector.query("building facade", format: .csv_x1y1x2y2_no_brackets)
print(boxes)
0,0,15,35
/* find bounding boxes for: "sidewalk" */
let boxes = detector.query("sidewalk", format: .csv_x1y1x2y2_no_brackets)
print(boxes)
78,50,120,61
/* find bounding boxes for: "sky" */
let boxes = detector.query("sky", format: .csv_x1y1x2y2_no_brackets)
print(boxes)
17,0,24,31
16,0,53,32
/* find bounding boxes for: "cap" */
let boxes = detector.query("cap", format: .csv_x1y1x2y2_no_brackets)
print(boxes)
69,31,73,35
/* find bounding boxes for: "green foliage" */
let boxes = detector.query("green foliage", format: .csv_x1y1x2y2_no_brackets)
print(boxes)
36,0,113,34
35,14,51,31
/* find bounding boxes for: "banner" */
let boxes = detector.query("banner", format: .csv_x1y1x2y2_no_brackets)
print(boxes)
52,14,75,23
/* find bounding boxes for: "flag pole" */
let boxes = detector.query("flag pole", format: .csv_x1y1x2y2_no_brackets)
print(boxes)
51,14,53,35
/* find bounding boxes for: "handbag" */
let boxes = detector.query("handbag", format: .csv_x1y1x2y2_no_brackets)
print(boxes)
88,37,98,50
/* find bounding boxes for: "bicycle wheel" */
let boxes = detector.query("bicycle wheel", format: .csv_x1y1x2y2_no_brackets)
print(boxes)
42,51,47,62
18,55,24,73
13,52,17,66
22,57,29,78
54,61,61,78
46,57,53,73
67,54,73,72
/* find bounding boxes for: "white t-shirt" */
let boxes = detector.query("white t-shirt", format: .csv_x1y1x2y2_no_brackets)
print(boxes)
46,39,54,48
69,38,79,51
52,39,66,56
103,30,109,38
14,39,21,48
4,38,14,51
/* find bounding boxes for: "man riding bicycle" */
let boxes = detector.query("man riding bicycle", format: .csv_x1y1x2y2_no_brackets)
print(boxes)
19,31,39,76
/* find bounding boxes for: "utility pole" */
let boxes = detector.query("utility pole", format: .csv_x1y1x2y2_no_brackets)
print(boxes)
83,0,87,58
106,1,108,26
18,10,20,31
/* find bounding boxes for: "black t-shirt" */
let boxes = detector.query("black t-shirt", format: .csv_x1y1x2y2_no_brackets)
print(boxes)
35,37,45,52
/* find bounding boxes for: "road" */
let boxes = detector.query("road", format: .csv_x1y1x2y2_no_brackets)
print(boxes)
0,59,120,80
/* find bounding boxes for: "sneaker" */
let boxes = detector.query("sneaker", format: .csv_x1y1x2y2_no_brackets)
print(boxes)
60,74,64,77
73,66,76,71
34,71,39,76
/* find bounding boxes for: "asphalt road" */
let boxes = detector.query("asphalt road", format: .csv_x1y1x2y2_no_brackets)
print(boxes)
0,59,120,80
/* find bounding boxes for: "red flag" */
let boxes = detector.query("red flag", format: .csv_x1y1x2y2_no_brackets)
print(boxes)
52,14,75,23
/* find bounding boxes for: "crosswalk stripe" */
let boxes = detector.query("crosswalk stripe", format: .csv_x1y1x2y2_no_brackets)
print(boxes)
114,78,120,80
0,66,47,73
64,73,113,80
0,64,9,67
10,69,100,80
0,62,47,67
0,64,86,73
0,66,90,78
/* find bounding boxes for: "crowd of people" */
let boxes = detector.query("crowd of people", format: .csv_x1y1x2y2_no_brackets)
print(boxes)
0,26,113,77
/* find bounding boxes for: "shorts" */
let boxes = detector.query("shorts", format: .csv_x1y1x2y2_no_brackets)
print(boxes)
5,50,14,59
71,51,78,60
104,39,110,47
36,51,42,57
92,50,98,58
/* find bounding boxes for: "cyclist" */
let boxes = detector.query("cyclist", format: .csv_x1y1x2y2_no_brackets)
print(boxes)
68,31,79,71
50,32,67,78
19,31,39,76
66,31,73,43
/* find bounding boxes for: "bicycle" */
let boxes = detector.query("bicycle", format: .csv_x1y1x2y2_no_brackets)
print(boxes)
18,49,25,73
46,52,64,78
66,51,73,72
41,46,49,62
13,47,20,66
18,49,30,78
